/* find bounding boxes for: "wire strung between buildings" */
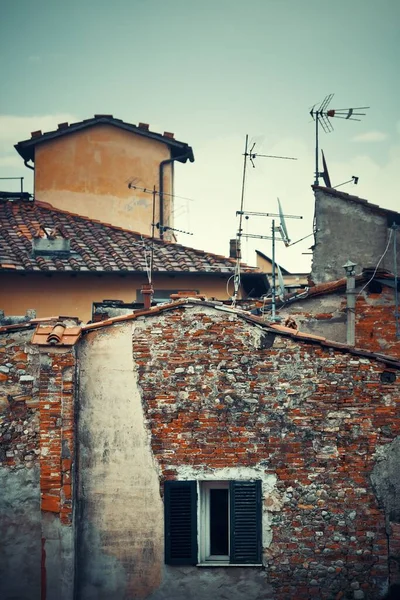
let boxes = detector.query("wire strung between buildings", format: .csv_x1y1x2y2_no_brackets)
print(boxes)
357,228,394,297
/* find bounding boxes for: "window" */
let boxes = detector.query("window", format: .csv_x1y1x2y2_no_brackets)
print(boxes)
164,480,262,566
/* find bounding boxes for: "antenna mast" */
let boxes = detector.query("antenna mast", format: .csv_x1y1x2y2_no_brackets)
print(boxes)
310,94,369,186
232,136,298,305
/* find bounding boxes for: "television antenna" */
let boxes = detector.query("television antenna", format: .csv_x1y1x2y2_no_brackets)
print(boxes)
319,149,359,190
233,135,298,305
310,94,369,186
236,198,303,319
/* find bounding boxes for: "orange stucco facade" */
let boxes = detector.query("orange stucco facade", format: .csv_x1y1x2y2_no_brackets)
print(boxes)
2,273,234,322
34,125,174,238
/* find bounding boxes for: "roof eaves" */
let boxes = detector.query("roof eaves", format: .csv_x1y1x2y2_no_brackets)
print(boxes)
15,116,194,163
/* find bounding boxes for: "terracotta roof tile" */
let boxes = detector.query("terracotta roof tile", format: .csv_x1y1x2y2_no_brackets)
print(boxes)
31,323,81,346
0,199,258,275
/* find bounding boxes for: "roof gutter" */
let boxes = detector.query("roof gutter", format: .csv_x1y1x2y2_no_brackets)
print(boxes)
159,149,194,240
24,159,34,171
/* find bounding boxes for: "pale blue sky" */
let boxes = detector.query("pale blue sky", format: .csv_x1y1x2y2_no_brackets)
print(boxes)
1,0,399,271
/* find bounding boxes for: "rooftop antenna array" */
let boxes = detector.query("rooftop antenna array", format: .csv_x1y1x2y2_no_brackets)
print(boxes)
233,135,298,306
236,198,302,319
310,94,369,186
127,182,193,288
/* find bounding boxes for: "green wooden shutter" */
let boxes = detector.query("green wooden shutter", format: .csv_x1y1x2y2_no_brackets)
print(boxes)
230,480,262,564
164,480,197,565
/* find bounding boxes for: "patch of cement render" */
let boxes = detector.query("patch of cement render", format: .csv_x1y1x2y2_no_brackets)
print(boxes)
371,436,400,525
77,322,164,600
0,466,41,600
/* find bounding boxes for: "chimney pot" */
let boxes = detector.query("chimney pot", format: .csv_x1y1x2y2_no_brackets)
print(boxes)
31,130,42,138
138,122,149,131
163,131,174,139
229,238,240,259
141,283,154,310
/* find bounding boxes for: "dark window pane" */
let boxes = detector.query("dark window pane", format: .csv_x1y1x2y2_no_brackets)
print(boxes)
210,489,229,555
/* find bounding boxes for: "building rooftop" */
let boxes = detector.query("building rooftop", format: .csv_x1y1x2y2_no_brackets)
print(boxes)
14,114,194,164
0,197,259,276
313,186,400,225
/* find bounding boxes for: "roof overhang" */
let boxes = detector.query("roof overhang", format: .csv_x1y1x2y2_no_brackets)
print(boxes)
15,116,194,164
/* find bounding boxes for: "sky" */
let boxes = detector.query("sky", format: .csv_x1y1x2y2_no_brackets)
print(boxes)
1,0,399,273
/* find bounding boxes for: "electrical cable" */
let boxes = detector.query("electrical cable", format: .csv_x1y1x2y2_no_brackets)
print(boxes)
357,229,394,297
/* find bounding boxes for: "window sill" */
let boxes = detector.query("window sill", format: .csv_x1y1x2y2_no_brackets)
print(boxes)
197,563,263,568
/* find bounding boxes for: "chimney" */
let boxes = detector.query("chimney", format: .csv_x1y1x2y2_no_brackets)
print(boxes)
58,122,69,130
138,122,149,131
343,260,357,346
31,130,42,138
141,283,154,310
229,238,241,259
163,131,174,139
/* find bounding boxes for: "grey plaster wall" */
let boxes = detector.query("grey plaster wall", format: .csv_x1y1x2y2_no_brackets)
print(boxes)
0,465,41,600
280,293,347,343
311,189,400,284
148,566,273,600
77,322,164,600
371,436,400,525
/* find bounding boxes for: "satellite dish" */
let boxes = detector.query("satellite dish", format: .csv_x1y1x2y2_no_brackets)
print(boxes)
277,198,290,246
277,264,286,300
321,150,332,188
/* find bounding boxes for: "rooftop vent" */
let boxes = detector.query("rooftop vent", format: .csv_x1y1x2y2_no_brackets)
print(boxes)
32,237,71,256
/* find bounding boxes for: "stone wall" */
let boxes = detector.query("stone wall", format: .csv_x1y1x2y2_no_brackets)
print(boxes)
311,189,400,285
130,305,400,600
0,328,41,600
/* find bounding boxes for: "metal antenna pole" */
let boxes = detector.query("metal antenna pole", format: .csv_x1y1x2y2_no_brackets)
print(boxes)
233,135,249,304
315,114,319,186
150,185,156,285
271,219,276,321
393,223,399,339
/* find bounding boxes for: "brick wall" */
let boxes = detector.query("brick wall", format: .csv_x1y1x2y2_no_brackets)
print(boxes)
356,288,400,358
133,306,400,600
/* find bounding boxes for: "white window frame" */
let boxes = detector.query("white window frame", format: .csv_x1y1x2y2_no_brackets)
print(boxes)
199,481,230,564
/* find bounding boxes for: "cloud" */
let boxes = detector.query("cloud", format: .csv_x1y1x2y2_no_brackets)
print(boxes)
352,130,388,143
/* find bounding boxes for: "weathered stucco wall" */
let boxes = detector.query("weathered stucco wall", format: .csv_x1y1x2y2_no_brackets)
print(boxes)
0,272,234,322
34,125,173,237
77,323,164,600
311,189,400,284
0,329,41,600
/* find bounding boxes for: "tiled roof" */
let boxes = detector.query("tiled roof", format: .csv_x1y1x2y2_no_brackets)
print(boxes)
15,115,194,163
26,299,400,368
0,199,257,274
313,186,400,224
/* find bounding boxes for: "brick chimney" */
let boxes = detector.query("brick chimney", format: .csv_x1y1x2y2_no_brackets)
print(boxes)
229,238,240,259
141,283,154,310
